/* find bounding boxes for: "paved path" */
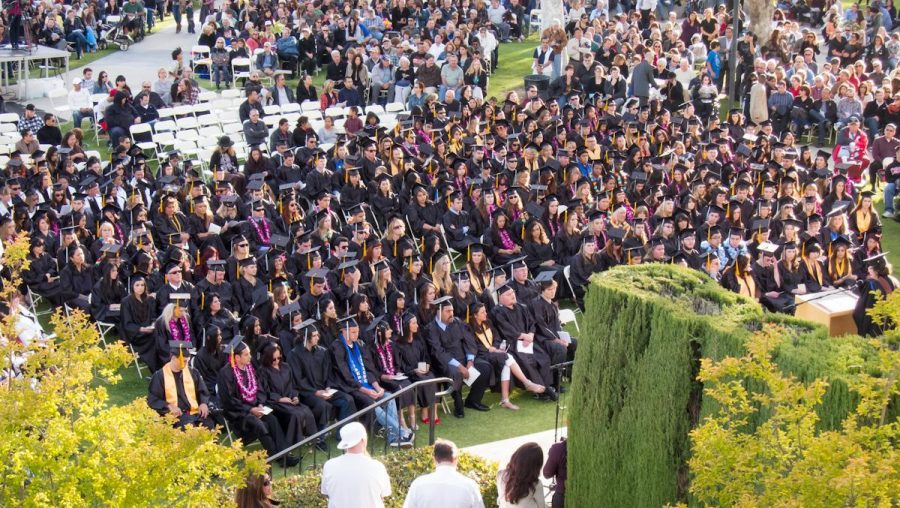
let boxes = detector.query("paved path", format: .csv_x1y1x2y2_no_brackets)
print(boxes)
26,17,197,112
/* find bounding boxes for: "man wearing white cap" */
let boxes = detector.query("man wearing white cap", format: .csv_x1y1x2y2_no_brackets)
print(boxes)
321,422,392,507
68,77,93,128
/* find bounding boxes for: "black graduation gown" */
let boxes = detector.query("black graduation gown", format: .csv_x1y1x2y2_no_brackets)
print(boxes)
367,340,414,408
90,280,126,324
258,365,317,443
153,317,198,369
194,348,226,401
854,276,897,336
597,250,622,272
121,294,158,370
147,366,215,429
423,318,491,404
490,303,553,386
288,343,355,428
393,335,436,408
195,279,236,312
756,261,797,313
59,263,95,310
22,253,63,304
567,253,602,303
510,278,539,303
217,363,291,456
799,259,827,294
329,337,384,424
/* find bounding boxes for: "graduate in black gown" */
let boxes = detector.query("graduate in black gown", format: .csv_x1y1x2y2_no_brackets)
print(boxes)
423,296,492,418
193,325,227,407
287,321,355,432
121,275,159,371
257,342,319,449
90,262,126,325
755,242,795,313
772,241,805,314
529,273,577,385
153,294,197,369
854,252,898,337
217,338,301,466
467,302,547,411
567,237,603,310
393,313,438,425
22,237,63,305
147,340,215,429
490,282,557,398
58,245,95,311
366,318,415,432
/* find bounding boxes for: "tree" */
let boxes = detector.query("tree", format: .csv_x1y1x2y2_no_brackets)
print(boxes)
0,235,266,506
687,324,899,507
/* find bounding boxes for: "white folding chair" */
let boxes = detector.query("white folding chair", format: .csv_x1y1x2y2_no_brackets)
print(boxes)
191,44,212,73
559,308,580,332
385,102,406,113
305,110,323,122
47,87,71,116
129,123,157,158
365,104,386,115
263,104,282,116
197,90,218,103
221,88,242,100
300,100,319,112
281,102,301,114
231,58,251,88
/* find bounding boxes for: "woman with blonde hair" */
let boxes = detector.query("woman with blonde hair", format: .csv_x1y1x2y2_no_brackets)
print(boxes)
319,79,340,111
430,252,453,296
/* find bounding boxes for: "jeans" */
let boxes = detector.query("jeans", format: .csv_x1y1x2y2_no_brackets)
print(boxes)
145,7,155,30
808,109,828,143
865,117,881,142
73,109,93,128
438,84,460,102
393,85,411,106
373,397,403,443
108,126,128,147
884,182,896,212
212,63,231,87
66,30,89,58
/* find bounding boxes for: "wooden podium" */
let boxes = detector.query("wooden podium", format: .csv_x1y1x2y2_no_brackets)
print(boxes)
794,289,859,337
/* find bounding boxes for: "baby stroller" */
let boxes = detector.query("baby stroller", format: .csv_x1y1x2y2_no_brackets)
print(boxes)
97,15,133,51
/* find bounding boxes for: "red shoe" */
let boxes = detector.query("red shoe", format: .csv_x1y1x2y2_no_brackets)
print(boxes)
421,416,430,424
434,417,441,425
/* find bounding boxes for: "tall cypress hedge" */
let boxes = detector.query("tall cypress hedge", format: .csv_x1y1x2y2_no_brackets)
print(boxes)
567,264,897,508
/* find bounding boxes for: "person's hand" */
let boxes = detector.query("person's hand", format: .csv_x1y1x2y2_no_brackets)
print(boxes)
457,364,470,379
278,396,293,404
167,403,183,417
316,389,333,399
198,403,209,418
140,326,154,333
291,396,299,405
250,406,264,418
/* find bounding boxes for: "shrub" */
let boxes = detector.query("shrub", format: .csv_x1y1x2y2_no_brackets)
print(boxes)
567,264,898,508
273,446,499,507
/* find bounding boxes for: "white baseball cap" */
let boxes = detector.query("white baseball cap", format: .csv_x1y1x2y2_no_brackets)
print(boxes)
72,77,81,85
336,421,367,450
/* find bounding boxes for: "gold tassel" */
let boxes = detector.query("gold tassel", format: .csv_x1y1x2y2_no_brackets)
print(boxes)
363,241,367,257
467,245,471,262
178,347,185,369
466,306,469,322
174,304,181,319
269,279,272,292
628,250,632,265
236,264,241,279
307,254,311,270
521,223,525,240
279,200,283,214
230,350,235,368
196,250,200,265
200,292,205,310
393,241,397,257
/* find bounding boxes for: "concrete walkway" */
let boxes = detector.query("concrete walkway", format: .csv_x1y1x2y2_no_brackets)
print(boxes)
463,426,566,502
25,16,197,112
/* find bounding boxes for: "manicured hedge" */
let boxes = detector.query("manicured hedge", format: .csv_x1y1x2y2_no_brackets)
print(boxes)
567,264,897,508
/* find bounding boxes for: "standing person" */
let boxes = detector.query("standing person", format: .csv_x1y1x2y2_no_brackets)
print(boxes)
497,442,546,507
321,422,392,508
403,439,485,508
632,52,656,107
543,438,567,508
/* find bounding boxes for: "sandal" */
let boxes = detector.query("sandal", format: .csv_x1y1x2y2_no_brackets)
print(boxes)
526,381,546,394
500,399,520,411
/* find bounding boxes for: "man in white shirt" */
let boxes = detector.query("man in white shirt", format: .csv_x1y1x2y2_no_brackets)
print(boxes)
403,439,484,508
68,78,94,128
321,422,392,508
486,0,510,42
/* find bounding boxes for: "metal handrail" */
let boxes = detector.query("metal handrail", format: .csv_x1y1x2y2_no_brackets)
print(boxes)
551,361,574,442
267,376,454,464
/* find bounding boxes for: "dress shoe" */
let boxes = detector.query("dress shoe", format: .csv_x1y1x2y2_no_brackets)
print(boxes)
453,404,465,418
281,454,300,467
465,400,490,412
542,387,559,401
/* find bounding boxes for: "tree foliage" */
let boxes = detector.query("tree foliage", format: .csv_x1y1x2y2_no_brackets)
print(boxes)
0,234,266,507
688,324,899,507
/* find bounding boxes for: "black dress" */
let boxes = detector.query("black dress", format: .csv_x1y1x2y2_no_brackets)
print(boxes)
217,363,292,457
287,343,356,429
22,253,63,304
59,263,95,311
258,364,318,444
90,279,126,324
393,335,436,408
854,276,897,336
367,339,414,408
121,294,159,371
147,366,215,429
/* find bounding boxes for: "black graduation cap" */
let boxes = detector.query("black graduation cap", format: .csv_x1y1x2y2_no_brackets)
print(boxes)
277,301,301,317
338,314,359,330
495,280,515,296
451,269,469,281
863,252,889,266
751,219,771,232
168,340,193,358
525,202,545,221
170,293,191,304
507,256,528,270
828,202,852,217
223,335,245,355
207,259,226,271
533,271,555,284
100,243,123,255
373,258,391,272
364,315,388,333
239,256,257,267
305,267,329,281
433,295,454,308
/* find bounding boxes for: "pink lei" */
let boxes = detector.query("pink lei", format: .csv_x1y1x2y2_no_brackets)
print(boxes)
498,228,516,250
168,316,192,344
250,217,271,245
233,362,258,403
376,340,396,376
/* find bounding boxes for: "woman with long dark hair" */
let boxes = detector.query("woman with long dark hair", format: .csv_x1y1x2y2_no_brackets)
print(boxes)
257,342,318,447
368,319,415,433
394,312,438,425
90,263,126,325
468,302,545,411
121,276,158,370
195,325,226,404
497,442,546,507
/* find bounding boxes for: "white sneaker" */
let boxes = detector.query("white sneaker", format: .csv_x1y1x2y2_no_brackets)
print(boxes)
883,211,894,218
